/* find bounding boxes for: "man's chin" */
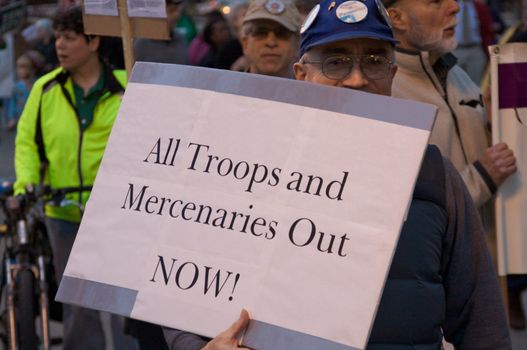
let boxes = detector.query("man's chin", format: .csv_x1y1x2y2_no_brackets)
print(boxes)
257,65,280,76
437,38,458,55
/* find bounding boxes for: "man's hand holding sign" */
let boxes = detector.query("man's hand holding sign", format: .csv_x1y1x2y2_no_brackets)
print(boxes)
57,0,511,349
202,310,251,350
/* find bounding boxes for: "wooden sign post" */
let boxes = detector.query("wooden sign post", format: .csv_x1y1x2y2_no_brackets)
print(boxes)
82,0,170,76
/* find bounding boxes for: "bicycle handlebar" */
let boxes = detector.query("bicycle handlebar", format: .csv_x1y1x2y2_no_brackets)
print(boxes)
0,183,93,211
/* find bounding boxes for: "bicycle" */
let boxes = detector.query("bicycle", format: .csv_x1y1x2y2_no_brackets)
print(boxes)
0,182,91,350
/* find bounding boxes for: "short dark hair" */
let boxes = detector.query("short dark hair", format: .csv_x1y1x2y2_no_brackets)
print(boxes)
53,6,85,35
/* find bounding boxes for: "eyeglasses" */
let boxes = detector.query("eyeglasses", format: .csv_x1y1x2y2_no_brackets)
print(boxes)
248,26,294,40
303,54,394,81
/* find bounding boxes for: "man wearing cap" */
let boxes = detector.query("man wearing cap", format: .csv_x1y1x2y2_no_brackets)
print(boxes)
381,0,519,328
163,0,511,348
134,0,188,64
239,0,302,77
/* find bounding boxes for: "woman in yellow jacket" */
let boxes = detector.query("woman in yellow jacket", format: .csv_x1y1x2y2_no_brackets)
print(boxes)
13,6,134,350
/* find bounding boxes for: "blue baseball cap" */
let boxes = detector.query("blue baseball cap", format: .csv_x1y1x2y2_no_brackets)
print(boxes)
299,0,397,56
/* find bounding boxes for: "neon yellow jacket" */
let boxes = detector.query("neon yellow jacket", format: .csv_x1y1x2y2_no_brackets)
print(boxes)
14,65,126,223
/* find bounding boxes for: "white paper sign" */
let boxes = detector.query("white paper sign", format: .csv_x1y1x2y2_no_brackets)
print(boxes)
84,0,118,16
56,63,436,350
127,0,167,18
490,43,527,275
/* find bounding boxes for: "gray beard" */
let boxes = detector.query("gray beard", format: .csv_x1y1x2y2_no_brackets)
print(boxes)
407,20,457,54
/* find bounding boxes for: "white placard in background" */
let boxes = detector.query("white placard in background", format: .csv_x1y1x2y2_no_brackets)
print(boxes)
84,0,118,16
127,0,167,18
490,43,527,275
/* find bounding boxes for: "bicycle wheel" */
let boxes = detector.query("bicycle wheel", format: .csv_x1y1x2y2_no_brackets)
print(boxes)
15,268,38,350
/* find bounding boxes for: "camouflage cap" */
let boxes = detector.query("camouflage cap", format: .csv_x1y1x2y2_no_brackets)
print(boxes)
243,0,302,32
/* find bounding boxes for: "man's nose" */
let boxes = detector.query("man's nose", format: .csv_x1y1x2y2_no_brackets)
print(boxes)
55,37,65,49
447,0,460,15
340,65,368,90
264,31,278,47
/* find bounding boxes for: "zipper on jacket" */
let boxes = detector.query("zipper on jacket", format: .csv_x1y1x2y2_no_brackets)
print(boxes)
59,84,85,208
418,53,471,166
76,121,85,207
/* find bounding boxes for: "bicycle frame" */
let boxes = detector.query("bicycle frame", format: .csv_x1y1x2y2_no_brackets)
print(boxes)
0,183,91,350
1,187,51,350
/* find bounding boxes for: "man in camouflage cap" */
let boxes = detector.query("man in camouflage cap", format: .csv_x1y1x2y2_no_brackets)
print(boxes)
240,0,302,77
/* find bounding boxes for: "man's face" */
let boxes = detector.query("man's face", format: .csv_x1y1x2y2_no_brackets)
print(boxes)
55,29,99,72
242,19,298,77
395,0,459,54
294,38,397,96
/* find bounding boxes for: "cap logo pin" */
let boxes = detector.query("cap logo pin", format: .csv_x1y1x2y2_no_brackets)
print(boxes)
300,4,320,34
336,0,368,24
265,0,286,14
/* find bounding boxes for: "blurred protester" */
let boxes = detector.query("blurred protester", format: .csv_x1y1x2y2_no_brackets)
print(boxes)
14,6,137,350
5,51,44,131
502,0,527,44
240,0,301,77
0,33,15,129
215,1,249,70
474,0,496,53
454,0,492,84
34,18,59,73
488,2,506,37
188,33,210,65
199,14,232,67
176,5,198,44
134,0,188,64
188,11,225,65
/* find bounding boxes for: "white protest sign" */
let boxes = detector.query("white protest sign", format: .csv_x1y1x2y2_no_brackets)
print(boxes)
490,43,527,275
127,0,167,18
56,63,436,350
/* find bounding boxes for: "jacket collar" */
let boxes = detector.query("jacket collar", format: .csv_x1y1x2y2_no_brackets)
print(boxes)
55,62,125,95
395,47,457,75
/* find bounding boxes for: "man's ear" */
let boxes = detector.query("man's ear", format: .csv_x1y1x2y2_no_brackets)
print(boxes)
293,62,307,81
88,36,100,53
387,7,407,32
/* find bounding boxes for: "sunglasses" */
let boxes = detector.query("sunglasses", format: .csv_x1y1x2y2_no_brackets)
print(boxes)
248,25,294,40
